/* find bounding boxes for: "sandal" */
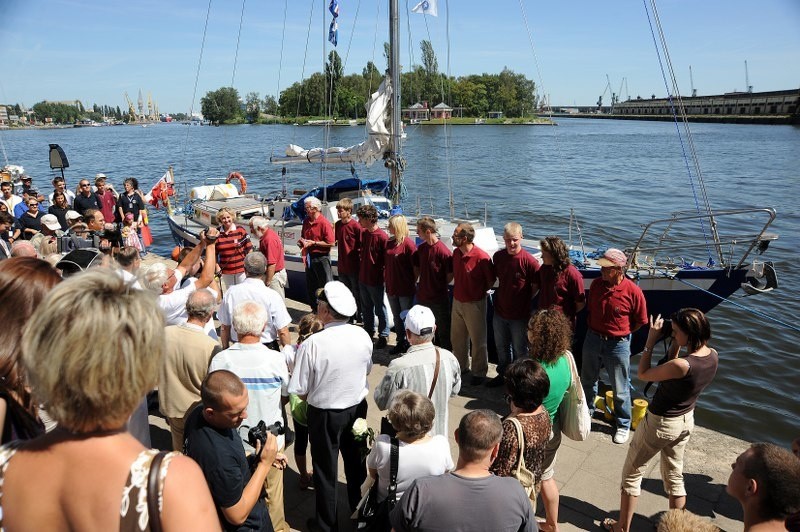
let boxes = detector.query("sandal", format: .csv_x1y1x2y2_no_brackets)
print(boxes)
601,518,622,532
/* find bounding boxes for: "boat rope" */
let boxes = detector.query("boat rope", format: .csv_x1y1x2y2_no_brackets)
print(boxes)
294,1,316,135
270,0,289,159
219,0,247,171
367,0,383,97
656,269,800,334
516,0,582,248
643,0,717,264
179,0,213,177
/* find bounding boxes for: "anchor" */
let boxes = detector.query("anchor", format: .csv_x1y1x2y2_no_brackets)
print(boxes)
742,260,778,295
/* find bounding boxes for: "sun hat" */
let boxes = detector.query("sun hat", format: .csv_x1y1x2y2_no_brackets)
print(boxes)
40,214,61,231
317,281,357,317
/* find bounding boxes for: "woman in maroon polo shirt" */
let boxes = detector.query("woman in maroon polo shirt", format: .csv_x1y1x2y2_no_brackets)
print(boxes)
385,214,417,354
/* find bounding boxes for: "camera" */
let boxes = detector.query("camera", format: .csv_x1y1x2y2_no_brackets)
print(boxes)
247,420,285,448
57,234,100,253
658,319,673,341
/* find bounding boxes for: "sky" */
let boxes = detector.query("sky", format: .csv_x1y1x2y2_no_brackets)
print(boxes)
1,0,799,113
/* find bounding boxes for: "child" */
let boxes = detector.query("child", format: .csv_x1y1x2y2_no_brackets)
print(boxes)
287,313,323,490
121,212,144,252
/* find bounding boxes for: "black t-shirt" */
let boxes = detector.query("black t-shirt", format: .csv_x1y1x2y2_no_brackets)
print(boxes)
117,192,145,220
18,211,44,239
183,406,273,532
73,192,102,216
48,205,70,230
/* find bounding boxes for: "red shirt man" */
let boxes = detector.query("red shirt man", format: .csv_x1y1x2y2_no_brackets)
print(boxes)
412,217,453,350
249,216,287,299
299,197,334,306
450,223,495,384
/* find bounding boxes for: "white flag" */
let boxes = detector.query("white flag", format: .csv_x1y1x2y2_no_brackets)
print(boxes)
412,0,438,16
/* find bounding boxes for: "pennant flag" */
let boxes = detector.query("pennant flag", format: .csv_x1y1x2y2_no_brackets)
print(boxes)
145,170,175,209
411,0,438,16
328,0,339,46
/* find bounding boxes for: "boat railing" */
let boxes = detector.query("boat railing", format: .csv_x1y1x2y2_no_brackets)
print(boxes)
628,207,777,271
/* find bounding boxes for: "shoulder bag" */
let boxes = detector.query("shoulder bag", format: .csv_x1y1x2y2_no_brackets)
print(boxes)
557,350,591,441
355,437,399,532
508,417,536,502
380,348,440,437
147,451,168,532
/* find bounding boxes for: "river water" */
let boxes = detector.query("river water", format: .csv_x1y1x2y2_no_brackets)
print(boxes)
2,119,798,445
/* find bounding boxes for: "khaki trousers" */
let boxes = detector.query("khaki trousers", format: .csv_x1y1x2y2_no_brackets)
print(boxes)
451,297,489,377
265,459,288,532
167,416,186,452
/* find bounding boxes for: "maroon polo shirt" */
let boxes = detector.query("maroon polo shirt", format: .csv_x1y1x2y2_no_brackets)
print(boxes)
359,227,388,286
385,236,417,297
413,239,452,303
493,248,539,320
537,263,586,321
96,190,118,223
586,276,648,337
300,214,334,256
453,245,495,303
259,229,285,272
335,218,362,275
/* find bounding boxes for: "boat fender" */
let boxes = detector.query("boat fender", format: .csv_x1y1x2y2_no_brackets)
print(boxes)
741,261,778,295
226,172,247,194
171,246,183,262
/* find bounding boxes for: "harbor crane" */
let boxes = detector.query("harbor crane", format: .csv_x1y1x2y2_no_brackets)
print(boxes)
124,92,138,123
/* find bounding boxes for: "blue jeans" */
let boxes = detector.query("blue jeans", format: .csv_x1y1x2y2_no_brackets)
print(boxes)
388,294,414,341
360,283,389,338
581,330,632,430
338,272,361,321
492,314,528,374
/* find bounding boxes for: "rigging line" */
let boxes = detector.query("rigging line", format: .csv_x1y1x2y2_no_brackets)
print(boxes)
294,0,316,141
219,0,248,172
271,0,289,156
643,0,715,263
367,0,382,97
180,0,213,177
656,270,800,335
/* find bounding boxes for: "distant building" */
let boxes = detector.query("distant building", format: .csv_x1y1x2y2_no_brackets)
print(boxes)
431,102,453,119
402,102,430,122
614,88,799,116
0,106,7,126
488,111,504,119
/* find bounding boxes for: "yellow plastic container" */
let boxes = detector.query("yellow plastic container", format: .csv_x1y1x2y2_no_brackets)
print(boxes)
604,390,615,420
632,398,649,430
594,395,606,412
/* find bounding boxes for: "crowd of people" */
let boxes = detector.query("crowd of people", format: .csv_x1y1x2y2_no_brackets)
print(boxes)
0,178,798,532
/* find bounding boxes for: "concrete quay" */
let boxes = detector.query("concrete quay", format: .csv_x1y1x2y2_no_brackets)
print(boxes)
143,263,746,531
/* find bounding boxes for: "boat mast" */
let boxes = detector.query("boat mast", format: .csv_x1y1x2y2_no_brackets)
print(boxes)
388,0,403,204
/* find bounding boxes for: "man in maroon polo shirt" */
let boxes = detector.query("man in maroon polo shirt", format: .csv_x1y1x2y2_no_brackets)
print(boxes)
487,222,540,387
356,204,389,349
249,215,287,300
299,196,334,309
580,248,647,445
413,217,453,350
334,197,362,322
451,222,496,386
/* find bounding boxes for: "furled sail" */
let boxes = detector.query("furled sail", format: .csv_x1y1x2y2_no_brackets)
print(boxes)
270,76,392,166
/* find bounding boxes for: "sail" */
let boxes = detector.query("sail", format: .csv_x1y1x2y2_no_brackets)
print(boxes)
271,76,392,166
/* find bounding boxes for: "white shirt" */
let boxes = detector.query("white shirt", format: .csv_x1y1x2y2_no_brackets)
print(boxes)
117,267,143,290
158,271,218,338
217,277,291,344
1,194,22,212
367,434,454,501
209,342,289,449
288,321,373,409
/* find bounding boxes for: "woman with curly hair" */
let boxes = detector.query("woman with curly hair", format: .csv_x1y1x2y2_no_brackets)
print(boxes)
0,257,61,443
537,236,586,326
527,309,575,532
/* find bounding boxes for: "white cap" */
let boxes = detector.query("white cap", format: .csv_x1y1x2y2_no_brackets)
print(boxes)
95,173,107,179
65,210,83,221
403,305,436,336
318,281,357,317
40,214,61,231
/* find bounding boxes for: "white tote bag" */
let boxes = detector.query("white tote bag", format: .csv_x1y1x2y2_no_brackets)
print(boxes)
557,350,591,441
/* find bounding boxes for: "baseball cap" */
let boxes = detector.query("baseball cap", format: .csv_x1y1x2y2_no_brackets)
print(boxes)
65,210,83,221
317,281,357,317
40,214,61,231
403,305,436,336
597,248,628,268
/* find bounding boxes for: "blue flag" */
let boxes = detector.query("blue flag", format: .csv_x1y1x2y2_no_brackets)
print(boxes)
328,0,339,46
329,0,339,17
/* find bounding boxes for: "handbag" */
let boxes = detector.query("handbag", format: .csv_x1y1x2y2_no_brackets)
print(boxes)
381,348,441,437
557,350,591,441
355,437,399,531
508,417,536,502
147,451,168,532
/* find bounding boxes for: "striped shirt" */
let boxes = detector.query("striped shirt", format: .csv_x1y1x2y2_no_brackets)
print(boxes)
216,224,253,274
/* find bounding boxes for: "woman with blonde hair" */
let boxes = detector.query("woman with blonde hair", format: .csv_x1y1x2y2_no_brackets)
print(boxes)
216,206,252,287
385,214,417,354
0,271,220,531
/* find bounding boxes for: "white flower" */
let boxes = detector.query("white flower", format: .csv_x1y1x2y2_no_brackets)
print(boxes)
352,417,369,438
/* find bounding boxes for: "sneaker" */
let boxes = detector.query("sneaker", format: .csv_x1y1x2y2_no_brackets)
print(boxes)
485,375,505,388
376,336,388,349
613,428,630,444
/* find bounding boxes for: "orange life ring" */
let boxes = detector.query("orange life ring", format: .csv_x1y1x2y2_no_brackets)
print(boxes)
226,171,247,194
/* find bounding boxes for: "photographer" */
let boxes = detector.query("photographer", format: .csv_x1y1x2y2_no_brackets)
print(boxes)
209,301,290,532
85,208,121,254
185,369,278,532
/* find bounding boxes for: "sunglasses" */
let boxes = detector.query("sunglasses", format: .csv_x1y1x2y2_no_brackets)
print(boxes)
80,184,91,187
28,203,38,207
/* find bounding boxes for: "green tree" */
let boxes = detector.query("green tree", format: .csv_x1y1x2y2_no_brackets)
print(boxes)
263,95,278,116
200,87,242,123
325,50,344,115
245,91,261,122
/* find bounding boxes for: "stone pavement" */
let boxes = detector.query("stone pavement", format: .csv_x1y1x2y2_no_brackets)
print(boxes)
148,291,747,532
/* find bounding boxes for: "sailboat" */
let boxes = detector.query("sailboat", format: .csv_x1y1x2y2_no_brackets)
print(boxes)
166,0,780,351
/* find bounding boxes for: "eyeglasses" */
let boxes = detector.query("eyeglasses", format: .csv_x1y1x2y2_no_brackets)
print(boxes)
80,184,90,187
27,203,38,207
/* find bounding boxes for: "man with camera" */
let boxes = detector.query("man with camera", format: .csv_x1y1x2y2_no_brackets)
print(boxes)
85,208,121,253
185,369,278,532
209,300,291,532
